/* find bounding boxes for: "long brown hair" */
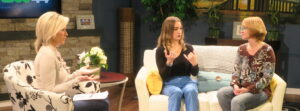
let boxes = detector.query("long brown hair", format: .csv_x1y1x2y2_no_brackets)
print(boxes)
156,16,186,50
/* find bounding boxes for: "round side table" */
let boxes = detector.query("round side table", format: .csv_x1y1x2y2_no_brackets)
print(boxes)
98,72,128,111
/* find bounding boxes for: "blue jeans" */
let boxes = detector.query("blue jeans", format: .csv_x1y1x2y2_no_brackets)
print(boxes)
162,76,199,111
217,86,268,111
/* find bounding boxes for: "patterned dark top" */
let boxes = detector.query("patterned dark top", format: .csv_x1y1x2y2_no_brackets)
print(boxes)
231,43,276,97
156,44,199,82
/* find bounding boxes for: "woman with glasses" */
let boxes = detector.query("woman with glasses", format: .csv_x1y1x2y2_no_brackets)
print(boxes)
217,16,276,111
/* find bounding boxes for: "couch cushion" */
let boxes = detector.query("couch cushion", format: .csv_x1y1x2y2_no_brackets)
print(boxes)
207,91,222,111
148,95,170,111
248,101,272,111
197,71,232,92
199,92,212,111
146,70,163,95
193,45,238,74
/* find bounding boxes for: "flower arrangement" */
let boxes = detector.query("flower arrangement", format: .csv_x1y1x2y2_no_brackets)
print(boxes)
77,47,108,75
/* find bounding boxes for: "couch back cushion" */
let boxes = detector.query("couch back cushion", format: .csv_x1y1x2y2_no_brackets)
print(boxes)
143,45,238,74
193,45,238,74
143,49,158,70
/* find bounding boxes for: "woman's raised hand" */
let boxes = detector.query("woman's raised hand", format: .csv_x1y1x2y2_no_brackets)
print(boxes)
184,50,198,66
164,50,176,66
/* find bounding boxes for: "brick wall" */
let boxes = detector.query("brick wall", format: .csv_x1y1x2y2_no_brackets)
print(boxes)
0,0,98,94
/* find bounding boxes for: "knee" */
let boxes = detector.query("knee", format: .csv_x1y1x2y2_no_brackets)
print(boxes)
231,97,244,107
217,89,225,99
172,88,183,97
183,86,198,95
217,87,232,97
217,88,226,98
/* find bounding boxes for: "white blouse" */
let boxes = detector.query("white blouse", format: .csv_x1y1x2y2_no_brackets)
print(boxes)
34,45,80,93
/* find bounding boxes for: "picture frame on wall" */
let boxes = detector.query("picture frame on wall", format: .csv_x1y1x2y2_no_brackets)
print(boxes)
76,15,95,30
232,21,242,40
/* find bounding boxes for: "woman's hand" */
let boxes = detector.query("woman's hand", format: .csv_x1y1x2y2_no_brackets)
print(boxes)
233,86,249,95
239,87,249,94
164,50,176,66
77,76,93,82
233,84,241,95
77,65,100,76
184,50,198,66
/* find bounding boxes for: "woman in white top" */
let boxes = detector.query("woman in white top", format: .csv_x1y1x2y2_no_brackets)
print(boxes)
34,12,108,111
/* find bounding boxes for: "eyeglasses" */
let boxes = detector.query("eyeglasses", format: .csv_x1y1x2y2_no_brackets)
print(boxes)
240,26,248,31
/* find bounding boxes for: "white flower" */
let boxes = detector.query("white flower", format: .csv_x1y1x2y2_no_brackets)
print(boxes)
100,56,107,64
90,47,103,55
78,52,86,61
84,57,91,65
97,51,104,57
78,47,108,69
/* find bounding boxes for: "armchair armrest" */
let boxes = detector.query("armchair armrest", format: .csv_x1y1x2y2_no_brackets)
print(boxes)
135,66,151,111
37,90,73,111
74,81,102,93
4,80,72,111
271,74,287,111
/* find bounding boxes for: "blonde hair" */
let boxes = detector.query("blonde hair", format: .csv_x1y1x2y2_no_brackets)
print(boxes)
156,16,186,50
242,16,267,41
34,11,69,52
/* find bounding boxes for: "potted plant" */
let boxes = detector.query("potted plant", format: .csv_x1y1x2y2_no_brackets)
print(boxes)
267,10,280,41
207,2,222,38
140,0,198,24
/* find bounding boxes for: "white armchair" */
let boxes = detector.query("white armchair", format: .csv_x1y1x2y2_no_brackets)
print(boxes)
3,60,102,111
135,45,287,111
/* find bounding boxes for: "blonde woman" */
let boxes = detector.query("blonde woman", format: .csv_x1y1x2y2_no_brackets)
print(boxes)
156,16,199,111
34,12,108,111
217,16,276,111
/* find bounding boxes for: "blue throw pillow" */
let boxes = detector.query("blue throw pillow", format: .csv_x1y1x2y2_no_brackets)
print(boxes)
197,71,232,92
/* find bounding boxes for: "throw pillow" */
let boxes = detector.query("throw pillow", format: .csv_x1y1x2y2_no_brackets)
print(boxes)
146,70,163,95
197,71,232,92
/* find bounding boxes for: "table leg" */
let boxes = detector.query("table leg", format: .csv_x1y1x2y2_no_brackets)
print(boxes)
118,82,127,111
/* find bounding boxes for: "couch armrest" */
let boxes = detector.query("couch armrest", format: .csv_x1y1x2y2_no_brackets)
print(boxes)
135,66,151,111
271,74,287,111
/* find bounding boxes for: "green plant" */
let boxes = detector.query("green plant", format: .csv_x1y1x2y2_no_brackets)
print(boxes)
207,3,222,38
140,0,198,24
208,5,221,28
267,10,280,41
